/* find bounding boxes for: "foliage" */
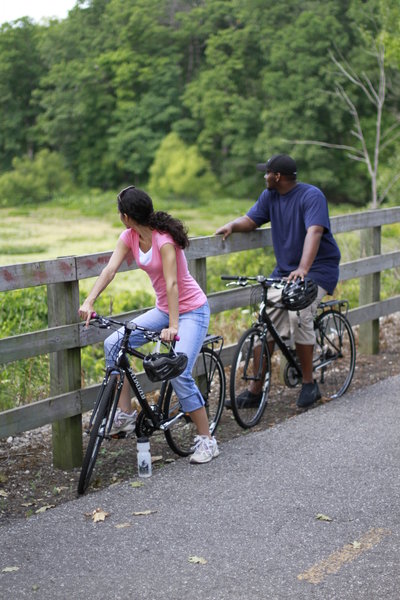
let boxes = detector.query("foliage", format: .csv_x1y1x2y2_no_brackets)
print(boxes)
0,18,46,170
0,287,48,336
148,132,220,200
0,150,74,206
0,0,398,203
0,287,49,410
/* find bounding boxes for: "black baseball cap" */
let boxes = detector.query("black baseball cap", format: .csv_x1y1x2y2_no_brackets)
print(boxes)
256,154,297,176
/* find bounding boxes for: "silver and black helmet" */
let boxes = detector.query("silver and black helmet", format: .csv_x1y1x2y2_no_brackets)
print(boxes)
281,277,318,311
143,351,188,382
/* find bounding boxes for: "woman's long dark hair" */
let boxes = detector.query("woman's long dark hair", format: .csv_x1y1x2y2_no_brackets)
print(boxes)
117,186,189,249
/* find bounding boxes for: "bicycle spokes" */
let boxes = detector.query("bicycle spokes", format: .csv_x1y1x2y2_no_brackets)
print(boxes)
314,310,356,398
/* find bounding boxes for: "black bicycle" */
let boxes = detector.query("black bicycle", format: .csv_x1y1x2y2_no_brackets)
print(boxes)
78,314,225,494
222,275,356,429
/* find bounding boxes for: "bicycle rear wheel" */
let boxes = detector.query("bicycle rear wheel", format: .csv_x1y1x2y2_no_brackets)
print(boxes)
163,347,225,456
230,326,271,428
314,310,356,398
77,374,118,495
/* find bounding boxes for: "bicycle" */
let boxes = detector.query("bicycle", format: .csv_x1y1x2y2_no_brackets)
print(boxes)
78,314,225,495
222,275,356,429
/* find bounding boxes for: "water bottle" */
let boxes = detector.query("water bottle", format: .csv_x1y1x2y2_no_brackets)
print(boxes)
137,437,152,478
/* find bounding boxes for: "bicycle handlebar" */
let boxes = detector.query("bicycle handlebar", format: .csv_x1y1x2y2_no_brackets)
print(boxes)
89,313,180,342
221,275,286,288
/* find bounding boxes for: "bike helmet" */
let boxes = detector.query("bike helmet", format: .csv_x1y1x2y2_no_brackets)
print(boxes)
281,278,318,311
143,351,188,382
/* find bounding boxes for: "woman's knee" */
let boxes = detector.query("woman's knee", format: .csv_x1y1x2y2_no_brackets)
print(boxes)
172,373,202,405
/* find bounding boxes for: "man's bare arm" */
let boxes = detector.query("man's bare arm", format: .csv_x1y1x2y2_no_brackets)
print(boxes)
215,216,258,241
288,225,324,281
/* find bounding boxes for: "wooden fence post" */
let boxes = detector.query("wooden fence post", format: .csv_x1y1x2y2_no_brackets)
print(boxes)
188,257,208,394
47,264,82,469
188,257,207,293
359,226,381,354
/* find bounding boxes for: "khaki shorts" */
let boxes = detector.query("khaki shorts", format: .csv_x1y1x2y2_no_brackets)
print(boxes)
265,285,326,346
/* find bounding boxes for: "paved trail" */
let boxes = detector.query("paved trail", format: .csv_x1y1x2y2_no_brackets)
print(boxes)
1,376,399,599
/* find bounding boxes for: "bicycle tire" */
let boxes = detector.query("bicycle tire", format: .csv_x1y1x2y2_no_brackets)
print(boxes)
230,326,271,428
313,310,356,398
77,374,118,495
163,347,225,456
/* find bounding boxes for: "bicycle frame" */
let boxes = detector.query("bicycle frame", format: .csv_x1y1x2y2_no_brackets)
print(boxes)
87,318,183,435
258,287,351,380
88,315,225,437
258,285,303,379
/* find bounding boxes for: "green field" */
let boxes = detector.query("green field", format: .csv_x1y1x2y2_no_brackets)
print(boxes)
1,193,399,301
0,193,254,297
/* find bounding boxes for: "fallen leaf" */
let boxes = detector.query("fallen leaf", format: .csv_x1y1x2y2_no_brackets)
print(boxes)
130,482,144,488
0,490,8,498
164,458,175,464
132,510,157,516
352,541,362,549
35,505,55,514
21,502,35,507
53,486,68,495
93,509,110,522
2,566,19,573
316,513,332,522
188,556,207,565
115,522,131,529
85,507,110,522
151,455,163,463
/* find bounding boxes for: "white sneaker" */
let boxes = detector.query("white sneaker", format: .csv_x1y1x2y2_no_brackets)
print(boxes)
189,435,220,464
109,409,137,436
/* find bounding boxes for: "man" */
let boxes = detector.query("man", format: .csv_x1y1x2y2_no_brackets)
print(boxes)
215,154,341,408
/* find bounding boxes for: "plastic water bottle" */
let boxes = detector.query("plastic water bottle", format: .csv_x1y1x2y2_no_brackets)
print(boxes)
137,437,152,478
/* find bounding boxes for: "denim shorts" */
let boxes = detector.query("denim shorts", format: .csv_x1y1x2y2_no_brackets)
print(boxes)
104,301,210,412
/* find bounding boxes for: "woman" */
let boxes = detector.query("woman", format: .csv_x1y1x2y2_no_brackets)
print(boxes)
78,186,219,464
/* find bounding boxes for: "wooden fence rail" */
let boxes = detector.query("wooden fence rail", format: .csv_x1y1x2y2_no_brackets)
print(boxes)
1,207,400,468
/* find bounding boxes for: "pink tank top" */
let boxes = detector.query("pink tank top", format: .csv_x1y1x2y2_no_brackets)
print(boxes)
120,229,207,313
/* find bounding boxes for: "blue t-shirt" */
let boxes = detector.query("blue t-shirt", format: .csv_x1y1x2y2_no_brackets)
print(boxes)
247,182,341,295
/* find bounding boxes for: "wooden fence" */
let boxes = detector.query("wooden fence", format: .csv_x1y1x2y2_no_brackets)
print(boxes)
1,207,400,468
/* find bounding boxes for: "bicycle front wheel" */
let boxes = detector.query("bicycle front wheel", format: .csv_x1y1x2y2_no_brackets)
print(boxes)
314,310,356,399
163,347,225,456
230,326,271,428
77,374,118,495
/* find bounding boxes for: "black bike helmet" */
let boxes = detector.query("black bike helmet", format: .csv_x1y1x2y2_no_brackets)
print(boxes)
143,351,188,382
281,278,318,311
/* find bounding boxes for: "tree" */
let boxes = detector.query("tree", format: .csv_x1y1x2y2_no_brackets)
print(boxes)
253,0,364,203
0,149,74,206
289,42,400,208
148,132,219,200
0,18,46,171
284,0,400,208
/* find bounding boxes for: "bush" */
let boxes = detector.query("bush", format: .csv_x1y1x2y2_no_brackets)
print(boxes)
0,149,74,206
148,132,220,201
0,287,49,410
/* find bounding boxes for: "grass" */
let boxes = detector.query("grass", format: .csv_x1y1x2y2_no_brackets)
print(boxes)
1,192,399,301
0,193,253,296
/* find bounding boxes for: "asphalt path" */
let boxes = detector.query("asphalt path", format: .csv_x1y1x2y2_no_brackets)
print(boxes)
1,375,399,600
